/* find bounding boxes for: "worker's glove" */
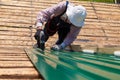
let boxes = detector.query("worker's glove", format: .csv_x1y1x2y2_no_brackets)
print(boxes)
51,45,63,51
34,29,45,50
34,29,41,40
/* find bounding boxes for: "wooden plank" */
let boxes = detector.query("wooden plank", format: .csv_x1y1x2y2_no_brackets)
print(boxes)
0,43,34,48
0,26,31,32
0,40,34,46
97,14,120,20
0,21,31,27
0,9,35,17
0,35,31,41
93,3,120,9
0,31,31,36
95,7,120,12
0,68,40,79
0,48,24,53
0,1,32,7
0,5,32,11
0,17,32,24
80,28,105,36
0,61,32,67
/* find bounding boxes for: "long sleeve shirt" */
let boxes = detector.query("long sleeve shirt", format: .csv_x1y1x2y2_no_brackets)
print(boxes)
36,1,81,48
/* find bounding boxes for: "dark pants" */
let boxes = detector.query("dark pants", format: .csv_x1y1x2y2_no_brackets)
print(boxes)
56,26,70,45
43,18,71,45
43,26,70,45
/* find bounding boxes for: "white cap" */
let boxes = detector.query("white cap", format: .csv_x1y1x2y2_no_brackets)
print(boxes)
66,4,87,27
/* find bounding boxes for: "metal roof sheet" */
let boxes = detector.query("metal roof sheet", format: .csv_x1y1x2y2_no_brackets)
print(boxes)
25,48,120,80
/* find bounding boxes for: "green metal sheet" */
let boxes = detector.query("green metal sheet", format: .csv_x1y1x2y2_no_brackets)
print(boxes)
25,48,120,80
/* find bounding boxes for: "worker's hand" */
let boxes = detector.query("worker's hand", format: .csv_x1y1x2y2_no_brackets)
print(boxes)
51,44,63,51
35,22,43,30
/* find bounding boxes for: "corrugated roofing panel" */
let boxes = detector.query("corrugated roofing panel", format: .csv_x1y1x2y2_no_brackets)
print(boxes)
25,48,120,80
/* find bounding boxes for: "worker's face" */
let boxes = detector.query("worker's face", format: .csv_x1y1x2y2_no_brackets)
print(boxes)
61,13,71,24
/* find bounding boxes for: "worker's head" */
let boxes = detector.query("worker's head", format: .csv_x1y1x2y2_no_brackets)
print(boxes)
66,5,87,27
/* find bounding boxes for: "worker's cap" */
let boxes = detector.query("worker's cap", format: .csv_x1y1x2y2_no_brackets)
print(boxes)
66,4,87,27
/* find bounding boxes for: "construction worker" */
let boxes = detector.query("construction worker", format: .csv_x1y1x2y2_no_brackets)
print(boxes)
34,1,87,51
